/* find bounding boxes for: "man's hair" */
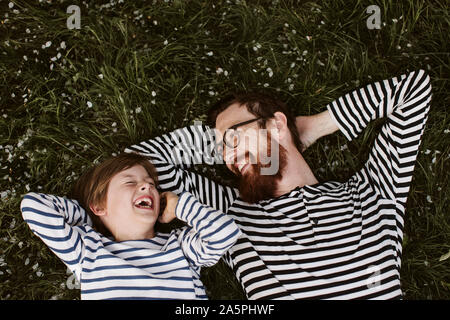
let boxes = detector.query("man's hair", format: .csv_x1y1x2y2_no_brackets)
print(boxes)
70,152,158,237
207,92,303,153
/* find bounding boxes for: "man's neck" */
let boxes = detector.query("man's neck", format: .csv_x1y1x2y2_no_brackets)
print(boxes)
275,148,318,197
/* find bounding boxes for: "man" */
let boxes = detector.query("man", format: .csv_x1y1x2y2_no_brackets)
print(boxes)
125,69,431,299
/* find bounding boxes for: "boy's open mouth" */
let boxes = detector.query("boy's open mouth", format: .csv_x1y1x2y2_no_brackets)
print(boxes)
134,196,154,209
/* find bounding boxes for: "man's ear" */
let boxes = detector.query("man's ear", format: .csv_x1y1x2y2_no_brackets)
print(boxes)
272,111,288,140
89,203,106,216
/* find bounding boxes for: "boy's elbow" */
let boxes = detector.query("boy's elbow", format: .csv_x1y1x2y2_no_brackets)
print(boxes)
20,192,38,213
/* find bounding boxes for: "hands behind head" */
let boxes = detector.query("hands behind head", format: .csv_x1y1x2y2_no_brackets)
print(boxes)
158,191,179,224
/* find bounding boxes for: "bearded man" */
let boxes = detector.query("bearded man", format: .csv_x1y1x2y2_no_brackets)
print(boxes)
126,69,431,299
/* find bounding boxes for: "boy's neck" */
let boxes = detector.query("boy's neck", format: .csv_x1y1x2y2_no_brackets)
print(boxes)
113,229,156,242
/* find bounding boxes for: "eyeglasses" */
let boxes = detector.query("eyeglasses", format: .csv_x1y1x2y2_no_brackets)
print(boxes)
223,117,266,149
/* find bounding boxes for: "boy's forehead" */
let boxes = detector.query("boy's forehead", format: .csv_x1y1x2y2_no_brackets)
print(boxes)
117,166,153,179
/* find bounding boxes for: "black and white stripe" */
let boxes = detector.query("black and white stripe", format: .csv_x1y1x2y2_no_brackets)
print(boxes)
126,70,431,299
21,191,240,299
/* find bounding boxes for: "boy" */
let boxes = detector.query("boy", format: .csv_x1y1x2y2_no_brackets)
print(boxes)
20,152,241,300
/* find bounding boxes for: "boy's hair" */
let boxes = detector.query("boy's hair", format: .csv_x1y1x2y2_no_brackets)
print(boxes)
207,92,303,153
70,152,158,237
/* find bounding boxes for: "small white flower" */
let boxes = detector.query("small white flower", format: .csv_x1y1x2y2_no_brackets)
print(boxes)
163,39,168,45
426,195,432,203
306,35,312,41
87,101,93,108
216,67,224,75
98,74,104,79
23,55,28,61
267,67,273,78
206,51,213,56
60,41,66,49
151,91,156,97
25,28,30,34
8,2,14,9
135,107,142,114
45,41,52,48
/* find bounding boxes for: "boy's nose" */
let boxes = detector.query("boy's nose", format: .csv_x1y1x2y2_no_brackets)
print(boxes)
140,182,150,190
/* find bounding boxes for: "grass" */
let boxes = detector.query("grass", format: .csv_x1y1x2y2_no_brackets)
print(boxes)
0,0,449,300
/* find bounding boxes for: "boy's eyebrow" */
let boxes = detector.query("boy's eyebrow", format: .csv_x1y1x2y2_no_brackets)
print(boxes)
119,173,154,181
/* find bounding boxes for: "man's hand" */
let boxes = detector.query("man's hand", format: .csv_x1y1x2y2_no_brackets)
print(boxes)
296,110,339,151
158,191,179,223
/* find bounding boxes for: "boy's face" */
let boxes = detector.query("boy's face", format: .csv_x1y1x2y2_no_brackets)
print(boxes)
92,164,160,240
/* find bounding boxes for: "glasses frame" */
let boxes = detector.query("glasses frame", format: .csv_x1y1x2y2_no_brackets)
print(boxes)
222,117,266,149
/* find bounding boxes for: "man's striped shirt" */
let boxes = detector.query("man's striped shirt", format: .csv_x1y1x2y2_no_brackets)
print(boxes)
125,70,432,299
21,191,241,299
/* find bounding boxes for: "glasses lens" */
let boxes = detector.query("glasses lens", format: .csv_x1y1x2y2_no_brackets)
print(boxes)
224,129,240,148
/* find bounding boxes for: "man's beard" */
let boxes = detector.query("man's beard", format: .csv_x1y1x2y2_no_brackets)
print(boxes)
236,139,288,204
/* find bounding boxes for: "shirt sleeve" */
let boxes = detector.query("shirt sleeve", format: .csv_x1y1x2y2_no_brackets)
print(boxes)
174,191,242,268
124,124,238,213
20,192,89,279
326,69,432,206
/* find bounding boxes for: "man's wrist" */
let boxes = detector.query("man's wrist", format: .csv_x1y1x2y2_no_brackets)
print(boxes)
313,110,339,139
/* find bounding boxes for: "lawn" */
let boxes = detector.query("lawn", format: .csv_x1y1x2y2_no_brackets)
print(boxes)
0,0,449,300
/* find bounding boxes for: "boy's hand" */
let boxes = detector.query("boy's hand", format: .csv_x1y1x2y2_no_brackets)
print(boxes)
158,191,179,223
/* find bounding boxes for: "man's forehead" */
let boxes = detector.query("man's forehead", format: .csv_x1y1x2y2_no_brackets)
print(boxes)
215,102,254,132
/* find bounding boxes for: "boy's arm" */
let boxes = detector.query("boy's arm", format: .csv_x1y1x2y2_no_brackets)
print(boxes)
20,192,88,279
298,70,432,205
174,191,241,268
125,124,238,213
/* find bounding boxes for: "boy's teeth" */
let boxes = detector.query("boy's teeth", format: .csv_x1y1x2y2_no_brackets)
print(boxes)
135,198,153,208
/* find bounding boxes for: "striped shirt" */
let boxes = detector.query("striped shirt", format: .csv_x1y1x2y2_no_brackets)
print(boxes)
20,191,241,300
125,70,432,299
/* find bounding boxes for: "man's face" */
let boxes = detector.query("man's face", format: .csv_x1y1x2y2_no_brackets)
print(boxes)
215,103,286,203
97,165,161,237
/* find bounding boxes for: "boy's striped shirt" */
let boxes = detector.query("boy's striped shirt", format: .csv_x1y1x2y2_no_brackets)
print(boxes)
126,70,432,299
21,191,241,300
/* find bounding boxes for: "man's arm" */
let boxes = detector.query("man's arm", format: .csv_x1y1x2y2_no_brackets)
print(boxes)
125,124,238,213
296,110,339,151
297,70,432,205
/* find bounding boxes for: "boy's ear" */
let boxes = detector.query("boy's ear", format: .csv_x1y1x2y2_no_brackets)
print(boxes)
89,203,106,216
